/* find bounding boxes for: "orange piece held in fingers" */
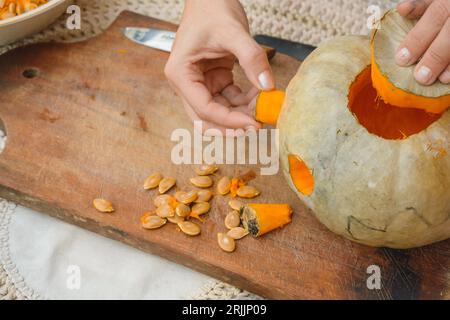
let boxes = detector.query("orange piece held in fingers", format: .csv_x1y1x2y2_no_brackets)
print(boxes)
255,90,286,125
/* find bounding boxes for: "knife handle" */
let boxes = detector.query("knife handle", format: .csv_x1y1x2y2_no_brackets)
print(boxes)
262,46,277,61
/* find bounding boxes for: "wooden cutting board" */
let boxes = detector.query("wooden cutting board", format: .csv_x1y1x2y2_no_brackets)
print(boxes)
0,11,448,300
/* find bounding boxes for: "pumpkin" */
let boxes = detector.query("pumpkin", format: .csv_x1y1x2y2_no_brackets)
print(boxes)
256,11,450,249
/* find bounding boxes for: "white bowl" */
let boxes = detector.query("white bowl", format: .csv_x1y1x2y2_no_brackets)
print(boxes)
0,0,69,46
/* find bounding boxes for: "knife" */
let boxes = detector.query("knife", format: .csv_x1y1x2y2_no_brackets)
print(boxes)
122,27,316,61
253,35,316,61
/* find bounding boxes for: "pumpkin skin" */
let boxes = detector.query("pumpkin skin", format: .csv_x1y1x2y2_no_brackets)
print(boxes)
278,36,450,249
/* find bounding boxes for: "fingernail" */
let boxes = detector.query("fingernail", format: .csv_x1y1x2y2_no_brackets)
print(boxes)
395,47,412,66
439,70,450,84
245,125,257,132
258,71,274,90
415,66,433,84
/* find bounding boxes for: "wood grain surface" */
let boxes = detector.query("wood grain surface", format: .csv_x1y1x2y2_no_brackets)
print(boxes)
0,11,448,299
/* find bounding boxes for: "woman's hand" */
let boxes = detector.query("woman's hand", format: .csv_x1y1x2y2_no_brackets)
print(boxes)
165,0,275,134
396,0,450,85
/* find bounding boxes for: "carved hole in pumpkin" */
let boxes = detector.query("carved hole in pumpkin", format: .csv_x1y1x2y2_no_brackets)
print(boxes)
288,154,314,196
348,66,442,140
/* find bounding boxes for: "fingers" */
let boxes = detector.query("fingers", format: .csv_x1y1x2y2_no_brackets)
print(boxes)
224,31,275,91
198,57,235,73
182,99,259,137
221,85,259,107
414,19,450,85
397,0,433,19
166,57,260,129
221,85,245,105
395,0,449,68
166,53,264,130
439,65,450,84
246,87,260,101
181,99,228,135
180,76,260,129
203,68,233,95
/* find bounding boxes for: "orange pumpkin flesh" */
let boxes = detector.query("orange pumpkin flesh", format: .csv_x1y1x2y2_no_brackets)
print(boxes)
255,90,285,125
349,66,442,140
370,10,450,114
371,51,450,114
240,203,293,237
288,154,314,196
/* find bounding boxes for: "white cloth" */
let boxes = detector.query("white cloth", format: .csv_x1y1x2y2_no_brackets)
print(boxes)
7,205,214,300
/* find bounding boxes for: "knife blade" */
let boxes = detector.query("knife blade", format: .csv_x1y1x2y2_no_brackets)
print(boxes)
122,27,277,60
123,27,315,61
253,35,316,61
123,27,176,52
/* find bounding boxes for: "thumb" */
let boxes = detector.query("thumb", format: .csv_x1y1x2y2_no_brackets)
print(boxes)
225,32,275,91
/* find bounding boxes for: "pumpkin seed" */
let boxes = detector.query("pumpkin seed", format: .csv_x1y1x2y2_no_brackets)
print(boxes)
195,164,219,176
143,172,163,190
156,204,175,218
228,199,244,211
190,176,213,188
159,177,176,194
225,210,241,229
236,185,260,198
93,198,114,213
174,190,184,200
217,233,236,252
153,194,175,207
140,212,154,223
167,214,185,224
227,227,249,240
175,203,191,218
175,190,198,205
195,190,213,203
178,221,201,236
191,202,211,216
217,176,231,195
142,215,167,229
